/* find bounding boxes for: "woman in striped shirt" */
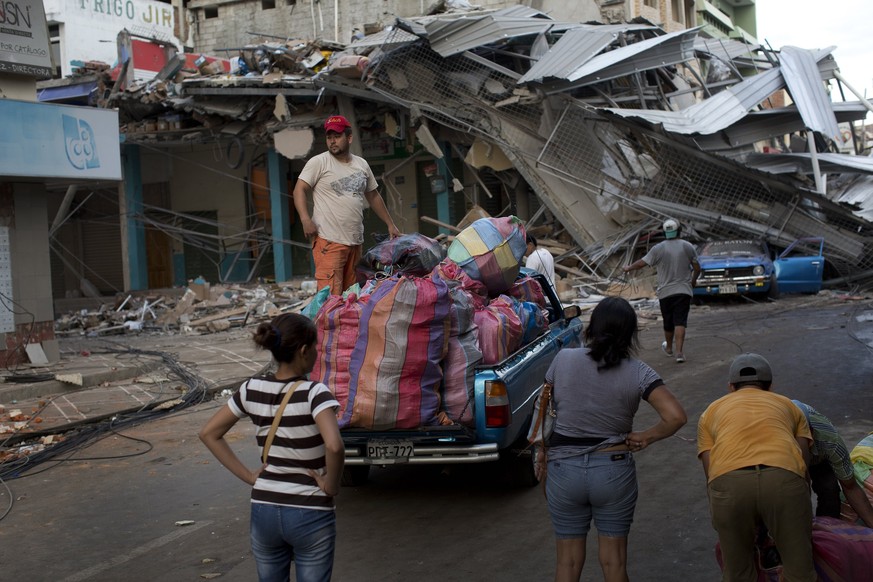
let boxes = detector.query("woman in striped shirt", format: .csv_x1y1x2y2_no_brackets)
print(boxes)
200,313,344,582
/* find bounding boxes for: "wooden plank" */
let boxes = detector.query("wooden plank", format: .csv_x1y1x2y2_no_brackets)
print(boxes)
189,307,249,326
420,215,462,232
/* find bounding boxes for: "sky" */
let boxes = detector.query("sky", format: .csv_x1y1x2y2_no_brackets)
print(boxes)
755,0,873,108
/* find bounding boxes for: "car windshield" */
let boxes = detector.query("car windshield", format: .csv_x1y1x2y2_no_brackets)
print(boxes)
700,241,764,258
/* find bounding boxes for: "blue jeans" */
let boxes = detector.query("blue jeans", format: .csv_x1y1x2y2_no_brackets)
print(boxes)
546,451,638,538
250,503,336,582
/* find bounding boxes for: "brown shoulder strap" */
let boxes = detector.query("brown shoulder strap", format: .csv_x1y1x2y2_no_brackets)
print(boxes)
262,380,306,465
528,383,552,447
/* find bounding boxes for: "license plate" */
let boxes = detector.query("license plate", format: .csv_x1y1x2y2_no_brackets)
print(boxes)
366,439,414,461
719,284,737,294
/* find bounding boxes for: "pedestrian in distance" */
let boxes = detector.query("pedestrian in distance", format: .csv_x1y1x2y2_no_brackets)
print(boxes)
199,313,344,582
524,233,556,283
292,114,401,296
622,218,700,363
791,399,873,528
697,353,816,582
537,296,687,582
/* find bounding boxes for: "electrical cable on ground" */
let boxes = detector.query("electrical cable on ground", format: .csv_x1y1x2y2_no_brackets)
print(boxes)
0,343,213,488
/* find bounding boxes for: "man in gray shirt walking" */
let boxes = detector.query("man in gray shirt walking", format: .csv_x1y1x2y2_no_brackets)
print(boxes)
623,219,700,363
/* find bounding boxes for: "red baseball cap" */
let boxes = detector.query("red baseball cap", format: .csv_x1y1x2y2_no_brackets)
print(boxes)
324,115,351,133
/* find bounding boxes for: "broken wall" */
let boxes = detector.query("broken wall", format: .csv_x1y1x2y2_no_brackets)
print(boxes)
1,183,58,367
190,0,595,55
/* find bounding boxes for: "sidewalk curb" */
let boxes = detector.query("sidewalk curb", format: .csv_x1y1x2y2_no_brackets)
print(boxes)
0,361,163,405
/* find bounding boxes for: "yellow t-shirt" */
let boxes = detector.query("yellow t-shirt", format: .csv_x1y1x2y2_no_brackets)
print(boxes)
697,388,811,482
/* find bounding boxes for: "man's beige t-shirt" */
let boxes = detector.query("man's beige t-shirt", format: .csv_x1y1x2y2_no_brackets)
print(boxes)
298,151,378,246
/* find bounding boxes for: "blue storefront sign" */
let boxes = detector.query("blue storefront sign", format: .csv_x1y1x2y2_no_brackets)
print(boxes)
0,99,121,180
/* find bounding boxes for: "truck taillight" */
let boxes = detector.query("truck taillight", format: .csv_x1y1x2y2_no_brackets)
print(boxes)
485,381,510,428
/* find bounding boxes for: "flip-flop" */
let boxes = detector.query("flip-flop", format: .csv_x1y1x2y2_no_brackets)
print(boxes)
676,353,686,363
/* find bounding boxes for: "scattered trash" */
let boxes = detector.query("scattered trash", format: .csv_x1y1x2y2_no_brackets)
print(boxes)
175,520,196,527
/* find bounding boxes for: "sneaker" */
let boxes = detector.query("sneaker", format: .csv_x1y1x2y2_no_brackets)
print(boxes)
661,341,673,356
675,353,686,363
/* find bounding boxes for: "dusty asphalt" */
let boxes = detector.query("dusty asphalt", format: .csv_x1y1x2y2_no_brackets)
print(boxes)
0,293,871,581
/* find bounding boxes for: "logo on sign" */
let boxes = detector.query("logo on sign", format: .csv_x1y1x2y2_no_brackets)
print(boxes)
63,115,100,170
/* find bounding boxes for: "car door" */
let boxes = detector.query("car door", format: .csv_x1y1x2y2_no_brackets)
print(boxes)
774,237,825,293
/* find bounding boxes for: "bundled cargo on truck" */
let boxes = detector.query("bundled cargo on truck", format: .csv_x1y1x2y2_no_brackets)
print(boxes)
438,281,482,427
339,274,451,430
447,216,527,296
355,233,446,285
312,293,370,423
309,224,555,433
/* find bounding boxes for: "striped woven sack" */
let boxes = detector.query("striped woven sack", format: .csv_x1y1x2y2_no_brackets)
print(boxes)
474,294,523,365
433,258,488,308
312,293,369,421
447,216,527,295
440,287,482,427
508,275,547,307
344,274,452,429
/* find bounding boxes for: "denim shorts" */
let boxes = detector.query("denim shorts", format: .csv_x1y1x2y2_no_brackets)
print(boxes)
250,502,336,582
546,451,638,538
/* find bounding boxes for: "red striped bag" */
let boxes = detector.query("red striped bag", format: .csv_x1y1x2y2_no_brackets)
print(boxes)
344,275,451,429
311,293,369,420
474,295,523,365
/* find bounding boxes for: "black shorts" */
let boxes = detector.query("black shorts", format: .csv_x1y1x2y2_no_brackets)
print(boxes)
659,294,691,331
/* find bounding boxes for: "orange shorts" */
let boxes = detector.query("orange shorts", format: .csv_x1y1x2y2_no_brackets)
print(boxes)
312,236,362,296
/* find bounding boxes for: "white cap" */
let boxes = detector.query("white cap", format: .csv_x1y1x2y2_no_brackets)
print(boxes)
663,219,679,238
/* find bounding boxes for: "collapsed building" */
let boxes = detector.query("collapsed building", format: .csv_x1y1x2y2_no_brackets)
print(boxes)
44,5,873,303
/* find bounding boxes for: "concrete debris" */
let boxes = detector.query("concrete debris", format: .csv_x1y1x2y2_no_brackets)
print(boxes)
39,9,873,293
55,373,84,386
53,279,316,337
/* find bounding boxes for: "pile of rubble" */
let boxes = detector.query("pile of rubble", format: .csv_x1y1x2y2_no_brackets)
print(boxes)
54,279,319,337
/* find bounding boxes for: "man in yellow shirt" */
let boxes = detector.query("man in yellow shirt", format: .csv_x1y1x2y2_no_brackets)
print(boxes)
697,353,815,582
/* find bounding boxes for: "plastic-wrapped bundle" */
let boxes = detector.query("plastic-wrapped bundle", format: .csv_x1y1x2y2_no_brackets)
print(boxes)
440,286,482,426
474,294,523,365
513,299,549,346
356,232,446,286
447,216,526,295
343,274,451,429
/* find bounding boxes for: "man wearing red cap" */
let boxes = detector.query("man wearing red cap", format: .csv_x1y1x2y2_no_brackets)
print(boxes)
293,115,401,295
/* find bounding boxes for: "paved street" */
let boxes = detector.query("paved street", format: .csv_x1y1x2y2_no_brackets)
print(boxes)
0,294,871,581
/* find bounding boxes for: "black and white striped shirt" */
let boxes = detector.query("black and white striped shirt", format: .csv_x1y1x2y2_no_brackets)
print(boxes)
229,375,340,510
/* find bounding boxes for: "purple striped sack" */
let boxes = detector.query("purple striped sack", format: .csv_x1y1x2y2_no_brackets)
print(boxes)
343,274,452,429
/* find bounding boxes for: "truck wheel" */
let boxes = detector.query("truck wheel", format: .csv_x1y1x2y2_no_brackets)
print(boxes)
767,275,780,299
341,466,370,487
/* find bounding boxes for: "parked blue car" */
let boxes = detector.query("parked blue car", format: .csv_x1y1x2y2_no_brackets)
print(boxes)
694,237,825,297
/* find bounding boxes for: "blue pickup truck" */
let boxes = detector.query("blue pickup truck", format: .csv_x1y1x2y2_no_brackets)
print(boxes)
340,270,583,487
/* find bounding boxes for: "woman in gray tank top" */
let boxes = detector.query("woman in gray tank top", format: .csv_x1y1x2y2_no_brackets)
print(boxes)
539,297,686,582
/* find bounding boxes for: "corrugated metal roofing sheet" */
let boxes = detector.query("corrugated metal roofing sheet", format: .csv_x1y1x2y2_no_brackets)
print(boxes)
426,16,567,57
554,28,699,90
694,37,758,62
695,102,870,150
779,46,842,144
348,27,419,49
518,27,618,84
834,176,873,221
602,48,836,135
743,152,873,175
